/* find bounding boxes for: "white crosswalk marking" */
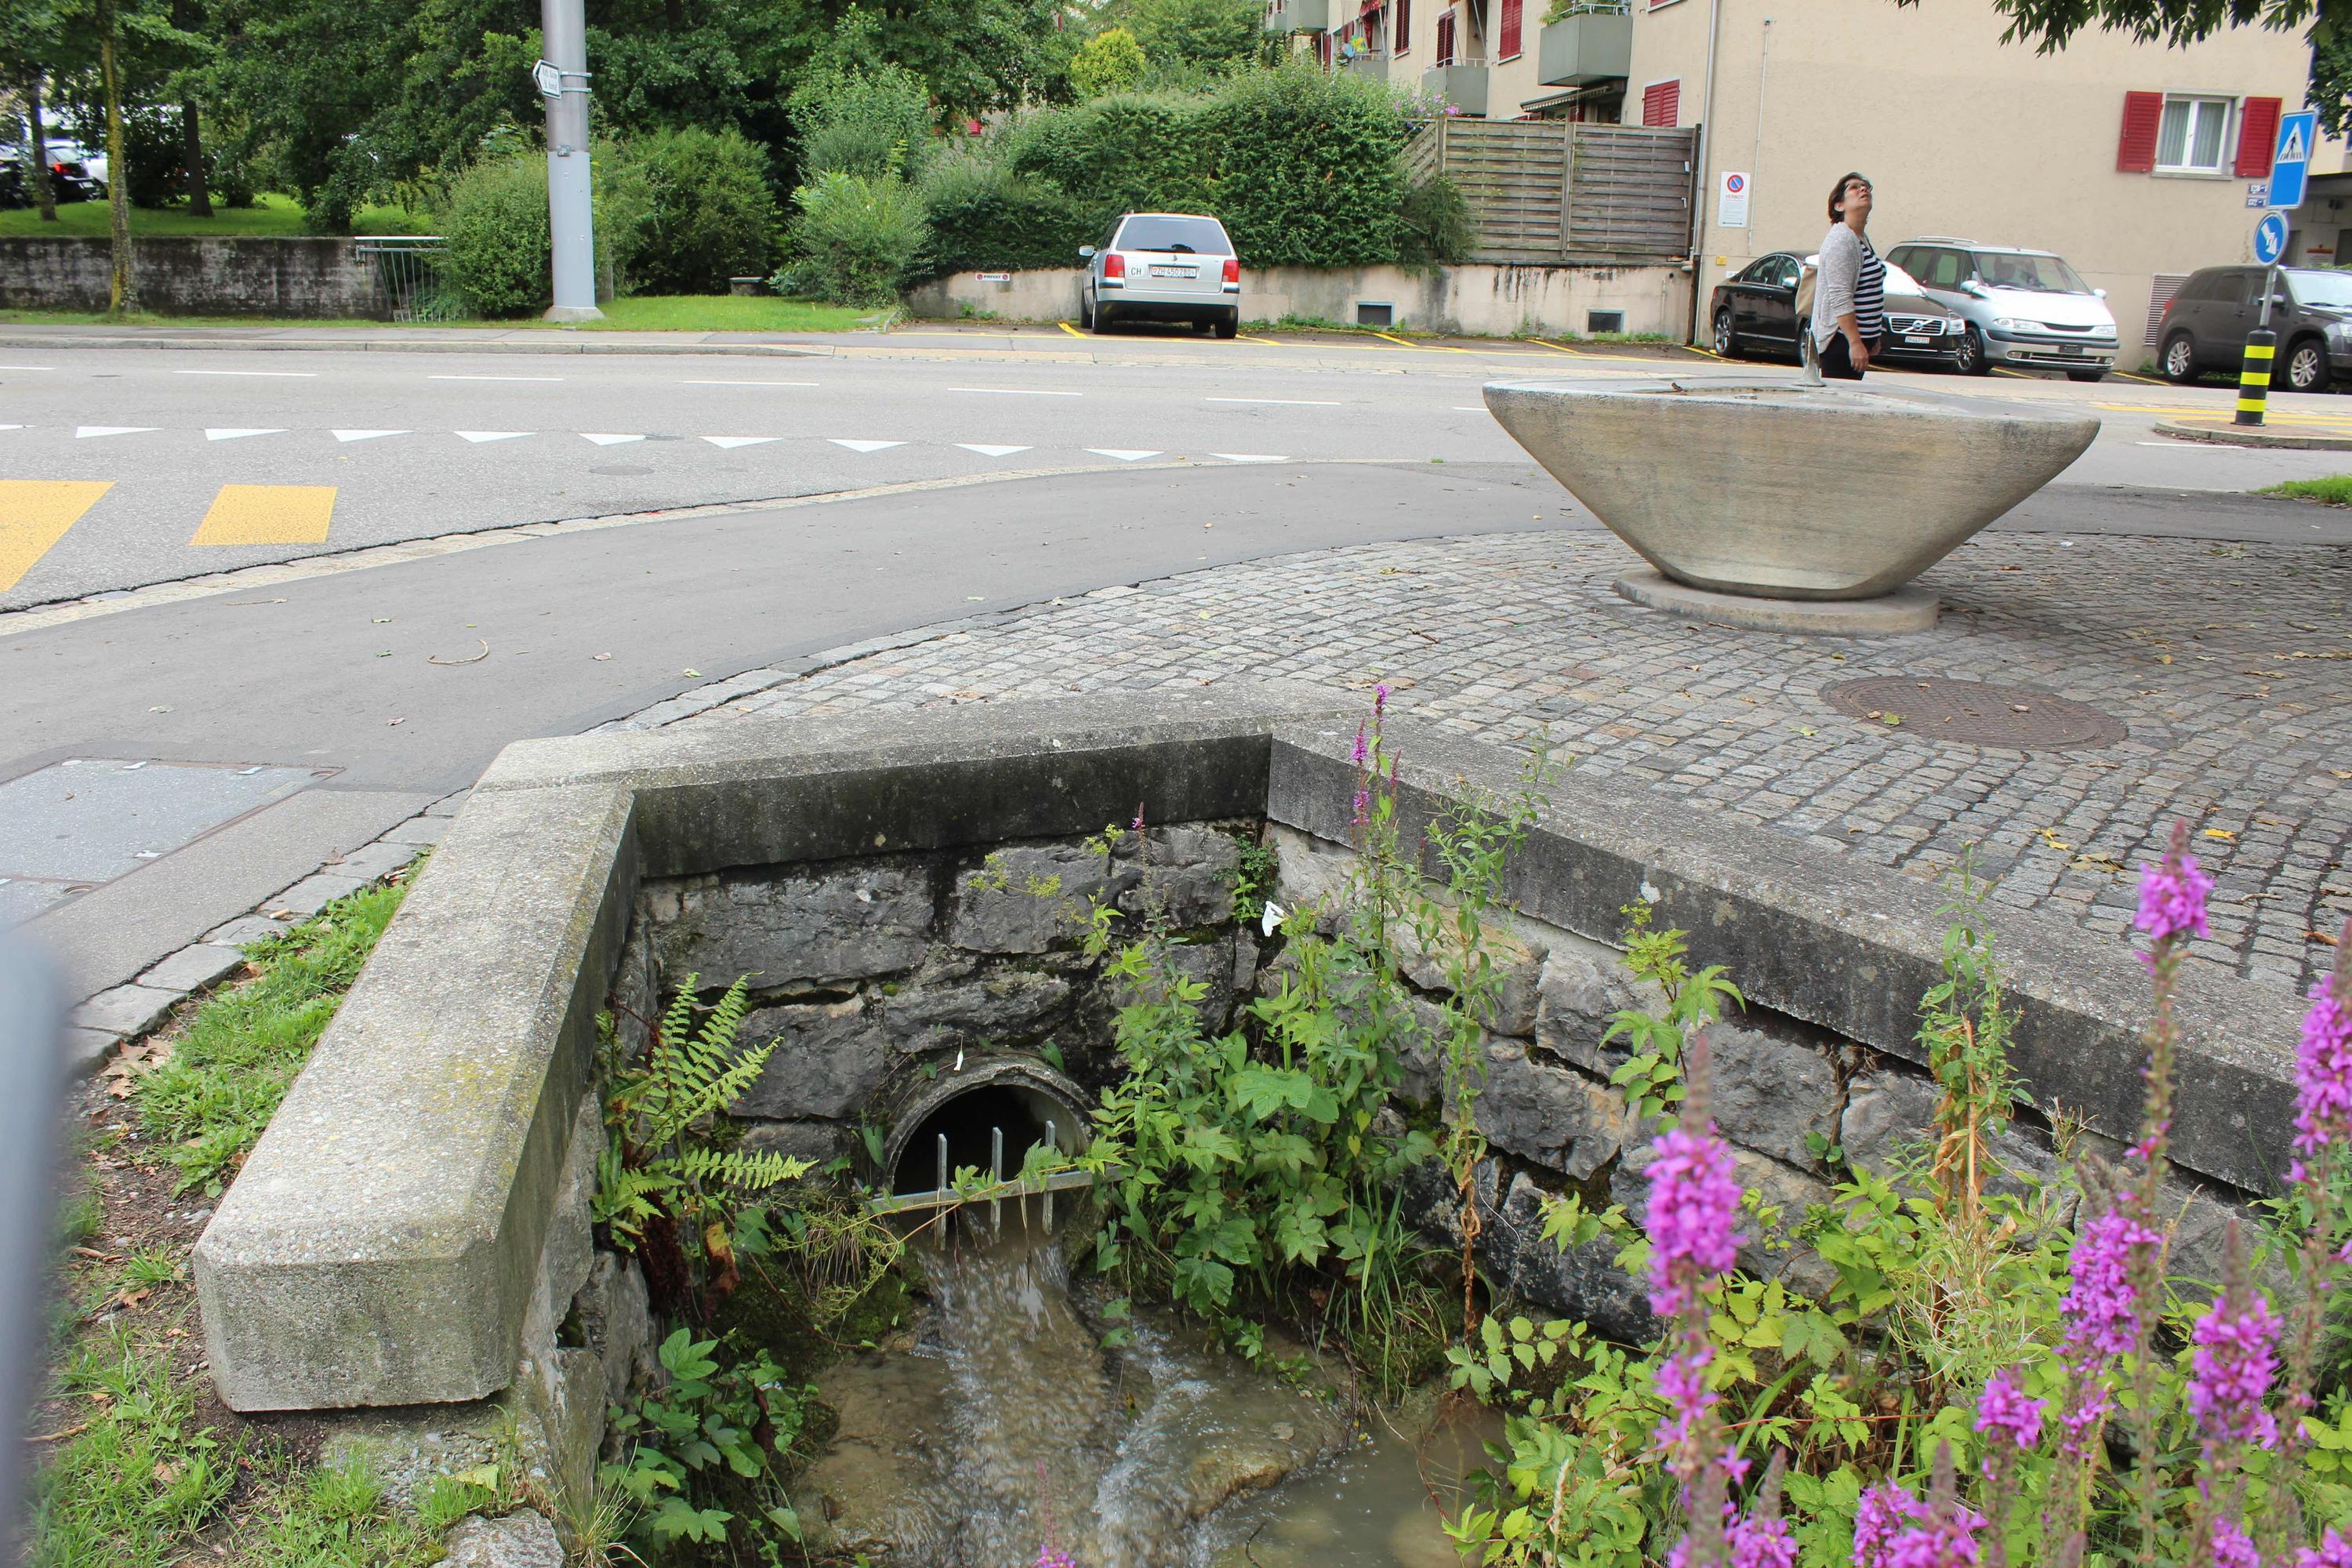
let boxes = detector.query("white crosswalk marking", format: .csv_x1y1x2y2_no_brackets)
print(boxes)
702,436,778,449
332,430,408,442
0,424,22,433
1087,448,1161,461
1210,453,1287,463
205,428,286,441
75,426,158,439
456,431,532,443
830,439,904,452
582,433,645,446
956,444,1032,457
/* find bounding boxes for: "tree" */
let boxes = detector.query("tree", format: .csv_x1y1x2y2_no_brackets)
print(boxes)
0,1,65,221
1115,0,1263,74
1903,0,2352,136
1069,25,1147,97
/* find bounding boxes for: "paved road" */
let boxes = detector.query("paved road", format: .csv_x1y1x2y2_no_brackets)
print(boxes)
6,332,2350,1006
5,336,2349,612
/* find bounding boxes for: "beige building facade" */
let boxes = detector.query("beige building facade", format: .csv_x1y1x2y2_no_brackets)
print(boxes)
1294,0,2347,354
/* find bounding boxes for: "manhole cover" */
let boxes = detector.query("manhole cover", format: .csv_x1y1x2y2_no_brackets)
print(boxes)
1821,677,2126,750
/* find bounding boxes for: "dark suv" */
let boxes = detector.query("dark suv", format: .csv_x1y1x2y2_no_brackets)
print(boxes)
2156,266,2352,392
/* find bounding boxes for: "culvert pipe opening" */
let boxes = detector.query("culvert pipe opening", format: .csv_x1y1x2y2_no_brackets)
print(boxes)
873,1064,1095,1215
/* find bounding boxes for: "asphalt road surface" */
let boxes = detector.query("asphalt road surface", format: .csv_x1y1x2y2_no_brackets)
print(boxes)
5,332,2350,1000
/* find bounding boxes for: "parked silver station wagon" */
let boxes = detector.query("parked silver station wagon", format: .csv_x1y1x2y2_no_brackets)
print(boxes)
1080,212,1243,338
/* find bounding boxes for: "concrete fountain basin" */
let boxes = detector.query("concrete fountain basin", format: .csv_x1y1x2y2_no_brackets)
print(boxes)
1483,378,2099,622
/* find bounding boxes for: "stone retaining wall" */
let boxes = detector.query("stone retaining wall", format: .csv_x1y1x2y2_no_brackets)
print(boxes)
0,235,390,318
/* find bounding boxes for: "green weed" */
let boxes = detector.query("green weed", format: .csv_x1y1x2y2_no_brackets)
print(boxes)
2261,474,2352,506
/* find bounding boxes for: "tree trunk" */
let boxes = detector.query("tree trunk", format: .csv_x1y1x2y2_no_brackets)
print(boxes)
172,0,211,216
100,6,137,314
26,78,56,223
180,102,210,216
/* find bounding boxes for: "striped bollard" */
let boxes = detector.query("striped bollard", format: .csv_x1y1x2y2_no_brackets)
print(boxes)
2237,328,2275,426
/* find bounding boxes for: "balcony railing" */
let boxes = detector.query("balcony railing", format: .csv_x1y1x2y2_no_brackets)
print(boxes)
1339,47,1392,81
1537,5,1631,84
1421,58,1490,116
1263,0,1333,32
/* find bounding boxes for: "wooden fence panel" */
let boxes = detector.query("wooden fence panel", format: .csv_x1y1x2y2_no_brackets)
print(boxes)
1566,125,1694,259
1407,119,1693,264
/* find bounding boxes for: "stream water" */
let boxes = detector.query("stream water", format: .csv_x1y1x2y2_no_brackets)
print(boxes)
798,1202,1494,1566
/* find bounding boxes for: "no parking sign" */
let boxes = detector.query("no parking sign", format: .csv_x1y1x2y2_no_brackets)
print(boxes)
1717,171,1751,230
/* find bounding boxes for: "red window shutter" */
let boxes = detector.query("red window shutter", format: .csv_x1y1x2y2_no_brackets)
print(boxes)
2237,96,2283,176
1436,9,1454,63
1499,0,1522,58
2117,91,2163,172
1642,79,1679,128
1396,0,1408,51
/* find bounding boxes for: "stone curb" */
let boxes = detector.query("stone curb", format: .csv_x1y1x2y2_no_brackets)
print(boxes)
54,789,467,1080
2153,418,2352,450
0,332,831,358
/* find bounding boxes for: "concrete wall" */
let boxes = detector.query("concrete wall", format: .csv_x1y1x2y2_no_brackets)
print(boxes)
0,236,389,319
909,261,1693,337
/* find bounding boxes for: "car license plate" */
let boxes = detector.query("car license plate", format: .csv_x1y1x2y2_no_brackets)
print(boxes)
1902,334,1929,346
2056,344,2085,356
1149,264,1196,278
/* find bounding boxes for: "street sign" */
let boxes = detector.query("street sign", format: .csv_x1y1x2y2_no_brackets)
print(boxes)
532,58,563,97
2246,182,2270,208
2270,109,2318,209
2255,211,2289,265
1716,171,1751,230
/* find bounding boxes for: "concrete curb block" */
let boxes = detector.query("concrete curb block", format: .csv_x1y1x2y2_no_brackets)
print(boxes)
0,332,832,358
2153,419,2352,450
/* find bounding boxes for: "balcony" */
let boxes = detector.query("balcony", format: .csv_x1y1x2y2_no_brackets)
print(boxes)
1421,60,1490,116
1263,0,1332,32
1340,48,1391,82
1537,6,1632,85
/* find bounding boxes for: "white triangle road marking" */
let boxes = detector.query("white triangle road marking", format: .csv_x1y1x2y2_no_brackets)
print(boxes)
1087,448,1162,461
205,427,285,441
75,425,157,439
456,430,532,444
829,439,904,452
333,429,408,442
0,424,22,432
956,444,1032,457
1210,452,1287,463
582,432,645,446
702,435,778,449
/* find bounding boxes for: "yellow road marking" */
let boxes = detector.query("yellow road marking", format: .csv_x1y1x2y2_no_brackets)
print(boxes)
1234,333,1285,346
1370,330,1472,353
191,485,336,546
1055,321,1085,339
0,480,111,592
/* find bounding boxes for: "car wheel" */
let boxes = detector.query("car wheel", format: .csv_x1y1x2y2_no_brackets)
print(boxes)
1078,290,1094,331
2066,369,2106,383
1955,325,1991,376
1711,306,1740,358
1214,314,1238,340
2161,332,2198,383
2281,338,2329,394
1091,301,1112,334
1192,317,1215,336
1796,319,1816,373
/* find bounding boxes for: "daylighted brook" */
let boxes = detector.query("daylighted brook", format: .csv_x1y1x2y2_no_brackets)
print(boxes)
157,681,2352,1567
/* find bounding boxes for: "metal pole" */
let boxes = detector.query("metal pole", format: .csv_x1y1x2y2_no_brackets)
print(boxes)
1042,1120,1056,1230
2239,262,2278,427
989,1126,1004,1229
539,0,602,322
0,941,64,1567
1682,0,1726,346
936,1133,949,1201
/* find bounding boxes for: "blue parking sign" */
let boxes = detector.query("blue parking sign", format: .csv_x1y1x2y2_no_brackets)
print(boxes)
2256,211,2290,264
2270,109,2317,209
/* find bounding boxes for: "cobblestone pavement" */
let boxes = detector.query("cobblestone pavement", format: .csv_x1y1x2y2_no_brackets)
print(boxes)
662,526,2352,996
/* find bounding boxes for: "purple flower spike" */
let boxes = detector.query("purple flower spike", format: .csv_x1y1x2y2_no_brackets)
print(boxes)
1374,681,1390,719
2188,1281,2281,1449
1973,1367,2043,1450
2209,1520,2262,1568
1726,1512,1797,1568
1875,1508,1987,1568
2132,844,2212,948
1036,1548,1079,1568
2061,1210,2163,1361
1351,719,1368,766
2297,1526,2352,1568
1852,1483,1927,1567
2293,977,2352,1178
1643,1124,1744,1316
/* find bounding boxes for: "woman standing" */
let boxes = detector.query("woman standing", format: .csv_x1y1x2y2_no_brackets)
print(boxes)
1811,172,1885,380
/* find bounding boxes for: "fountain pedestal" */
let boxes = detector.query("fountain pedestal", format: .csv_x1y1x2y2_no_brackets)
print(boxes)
1483,378,2100,633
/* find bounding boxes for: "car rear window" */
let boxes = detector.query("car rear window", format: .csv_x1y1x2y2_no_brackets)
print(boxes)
1116,216,1232,255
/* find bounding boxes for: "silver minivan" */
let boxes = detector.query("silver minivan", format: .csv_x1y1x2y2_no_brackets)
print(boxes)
1885,238,2120,380
1080,212,1243,338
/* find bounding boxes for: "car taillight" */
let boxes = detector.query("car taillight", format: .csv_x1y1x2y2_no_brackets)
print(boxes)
1222,257,1240,285
1103,252,1125,281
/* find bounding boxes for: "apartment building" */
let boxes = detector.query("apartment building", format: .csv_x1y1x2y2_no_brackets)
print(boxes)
1280,0,2339,351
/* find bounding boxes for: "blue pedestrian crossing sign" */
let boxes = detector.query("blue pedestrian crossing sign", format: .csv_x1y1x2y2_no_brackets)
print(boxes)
2270,109,2318,209
2256,211,2290,264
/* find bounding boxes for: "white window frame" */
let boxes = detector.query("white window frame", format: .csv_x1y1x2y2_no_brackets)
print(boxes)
2153,93,2237,176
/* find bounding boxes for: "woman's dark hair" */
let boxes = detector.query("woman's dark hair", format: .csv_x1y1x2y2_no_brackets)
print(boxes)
1828,172,1871,222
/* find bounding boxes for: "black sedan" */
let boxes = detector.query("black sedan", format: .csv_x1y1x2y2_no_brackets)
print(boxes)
1708,250,1964,370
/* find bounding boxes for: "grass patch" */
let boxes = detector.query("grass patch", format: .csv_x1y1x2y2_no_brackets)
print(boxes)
551,293,873,332
2259,474,2352,505
0,192,426,238
136,880,407,1197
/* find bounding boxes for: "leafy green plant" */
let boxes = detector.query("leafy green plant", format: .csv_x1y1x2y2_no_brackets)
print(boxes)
1070,26,1149,97
1918,858,2022,1225
1602,898,1741,1131
789,51,936,182
601,1327,814,1555
1397,172,1475,266
780,169,930,307
600,127,779,294
436,153,551,317
594,977,811,1317
915,144,1093,278
1224,833,1280,924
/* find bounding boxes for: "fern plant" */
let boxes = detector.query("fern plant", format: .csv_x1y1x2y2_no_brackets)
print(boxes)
593,975,811,1316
